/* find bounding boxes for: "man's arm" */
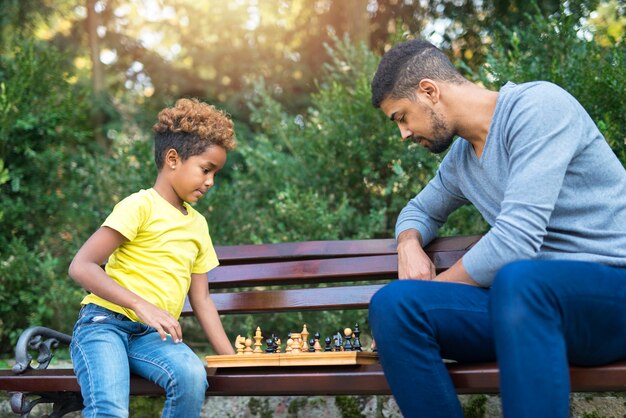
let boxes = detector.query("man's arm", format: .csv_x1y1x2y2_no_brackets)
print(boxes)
397,229,436,280
398,228,479,285
434,257,479,286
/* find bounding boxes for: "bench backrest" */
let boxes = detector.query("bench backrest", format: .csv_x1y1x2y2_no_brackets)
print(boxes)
181,235,482,315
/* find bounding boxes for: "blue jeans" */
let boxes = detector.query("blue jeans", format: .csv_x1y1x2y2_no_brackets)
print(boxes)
369,260,626,418
70,304,208,418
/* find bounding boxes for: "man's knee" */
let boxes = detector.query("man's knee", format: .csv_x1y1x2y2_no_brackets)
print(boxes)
491,260,555,327
369,280,441,340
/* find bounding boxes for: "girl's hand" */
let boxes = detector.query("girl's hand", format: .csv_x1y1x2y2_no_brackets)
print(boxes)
133,300,183,343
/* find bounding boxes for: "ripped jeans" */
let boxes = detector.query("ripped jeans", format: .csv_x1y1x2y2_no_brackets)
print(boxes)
70,304,208,418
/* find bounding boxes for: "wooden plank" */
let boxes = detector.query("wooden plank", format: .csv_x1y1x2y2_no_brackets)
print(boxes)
215,235,482,264
182,284,385,315
0,369,162,395
206,365,390,396
215,239,397,263
3,360,626,396
208,255,398,288
208,251,468,289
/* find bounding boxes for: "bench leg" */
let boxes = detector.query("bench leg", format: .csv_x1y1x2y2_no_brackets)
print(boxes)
9,391,83,418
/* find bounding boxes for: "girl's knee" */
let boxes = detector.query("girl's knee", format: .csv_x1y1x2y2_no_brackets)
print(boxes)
176,354,207,390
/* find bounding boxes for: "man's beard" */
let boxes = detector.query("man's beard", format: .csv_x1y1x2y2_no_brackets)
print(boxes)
418,108,455,154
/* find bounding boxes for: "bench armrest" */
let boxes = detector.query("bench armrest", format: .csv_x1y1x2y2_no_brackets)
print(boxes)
12,326,72,374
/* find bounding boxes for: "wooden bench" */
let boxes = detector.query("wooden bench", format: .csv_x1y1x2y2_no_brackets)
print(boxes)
2,234,626,417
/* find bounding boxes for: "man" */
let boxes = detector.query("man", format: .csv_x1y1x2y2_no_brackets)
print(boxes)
368,39,626,418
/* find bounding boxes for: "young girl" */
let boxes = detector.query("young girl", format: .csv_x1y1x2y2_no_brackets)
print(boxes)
69,98,236,417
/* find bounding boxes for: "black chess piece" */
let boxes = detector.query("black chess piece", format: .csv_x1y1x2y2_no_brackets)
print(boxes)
324,336,332,352
333,332,343,351
308,338,316,352
265,337,275,353
353,323,362,352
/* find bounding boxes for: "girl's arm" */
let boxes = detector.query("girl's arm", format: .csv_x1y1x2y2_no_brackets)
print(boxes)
188,273,235,355
68,226,184,342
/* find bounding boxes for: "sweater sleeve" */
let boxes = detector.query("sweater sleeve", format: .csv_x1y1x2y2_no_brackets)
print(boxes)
463,83,589,286
396,148,470,245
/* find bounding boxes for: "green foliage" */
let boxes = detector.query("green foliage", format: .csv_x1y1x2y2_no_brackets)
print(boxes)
335,395,366,418
462,394,488,418
477,3,626,164
202,35,443,246
129,396,165,417
183,35,485,351
248,397,274,418
0,38,97,352
0,238,80,350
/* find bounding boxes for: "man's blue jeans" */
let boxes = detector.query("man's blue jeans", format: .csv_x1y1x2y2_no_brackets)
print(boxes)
70,304,208,418
369,260,626,417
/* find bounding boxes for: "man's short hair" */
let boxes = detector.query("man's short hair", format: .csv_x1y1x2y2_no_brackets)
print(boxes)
371,39,466,108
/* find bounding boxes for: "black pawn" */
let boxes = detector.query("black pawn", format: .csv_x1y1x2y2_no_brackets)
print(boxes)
308,338,316,352
353,323,362,352
265,337,275,353
324,336,332,352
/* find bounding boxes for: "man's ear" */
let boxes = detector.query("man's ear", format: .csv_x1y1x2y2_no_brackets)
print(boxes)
418,79,440,104
165,148,179,169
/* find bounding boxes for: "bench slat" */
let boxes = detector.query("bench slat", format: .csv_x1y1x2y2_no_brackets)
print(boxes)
209,251,469,289
183,284,385,314
215,235,481,264
4,360,626,396
209,255,397,288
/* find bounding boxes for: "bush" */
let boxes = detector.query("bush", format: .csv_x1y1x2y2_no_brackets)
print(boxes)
475,3,626,164
202,35,465,246
186,36,488,348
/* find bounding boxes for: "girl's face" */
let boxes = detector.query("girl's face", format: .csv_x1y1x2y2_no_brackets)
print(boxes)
170,145,227,205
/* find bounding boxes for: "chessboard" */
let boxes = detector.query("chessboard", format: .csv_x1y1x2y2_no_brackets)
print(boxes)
205,351,379,368
205,323,378,369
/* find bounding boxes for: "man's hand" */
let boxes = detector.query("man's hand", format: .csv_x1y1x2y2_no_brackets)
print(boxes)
133,300,183,343
397,229,436,280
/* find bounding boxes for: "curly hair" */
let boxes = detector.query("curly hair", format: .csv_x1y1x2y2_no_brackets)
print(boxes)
371,39,467,108
152,98,236,169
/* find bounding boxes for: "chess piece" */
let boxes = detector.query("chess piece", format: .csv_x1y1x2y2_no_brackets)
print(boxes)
333,332,343,352
353,323,362,352
343,328,353,351
265,337,276,353
235,335,245,355
313,332,322,352
244,338,253,355
291,332,302,354
324,336,332,352
286,338,294,353
308,338,316,352
301,325,309,351
253,327,263,353
275,337,282,353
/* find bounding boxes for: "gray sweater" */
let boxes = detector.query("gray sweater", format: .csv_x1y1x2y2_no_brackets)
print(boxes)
395,81,626,287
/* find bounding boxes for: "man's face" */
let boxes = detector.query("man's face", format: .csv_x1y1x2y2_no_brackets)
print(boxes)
380,96,455,154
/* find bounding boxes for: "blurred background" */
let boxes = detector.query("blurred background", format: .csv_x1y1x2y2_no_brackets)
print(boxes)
0,0,624,395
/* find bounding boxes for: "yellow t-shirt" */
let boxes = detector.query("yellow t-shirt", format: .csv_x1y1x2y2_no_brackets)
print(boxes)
81,188,219,321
